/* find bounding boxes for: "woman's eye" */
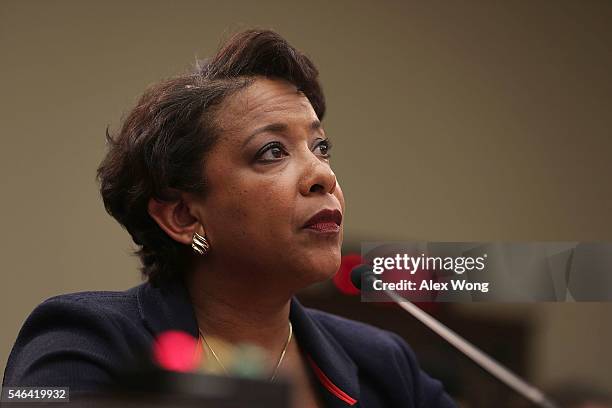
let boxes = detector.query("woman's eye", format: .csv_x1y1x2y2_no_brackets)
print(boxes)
314,139,332,158
257,142,287,162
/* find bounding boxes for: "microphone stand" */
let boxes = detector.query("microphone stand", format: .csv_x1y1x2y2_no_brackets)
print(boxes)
360,273,559,408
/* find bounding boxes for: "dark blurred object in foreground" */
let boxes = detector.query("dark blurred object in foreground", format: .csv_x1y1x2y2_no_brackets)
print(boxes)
58,369,291,408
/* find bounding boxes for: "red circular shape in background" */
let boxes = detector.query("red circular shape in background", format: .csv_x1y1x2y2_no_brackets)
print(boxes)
152,330,203,372
333,253,364,295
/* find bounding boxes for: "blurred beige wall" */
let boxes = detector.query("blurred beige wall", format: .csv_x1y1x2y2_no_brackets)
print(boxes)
1,0,611,392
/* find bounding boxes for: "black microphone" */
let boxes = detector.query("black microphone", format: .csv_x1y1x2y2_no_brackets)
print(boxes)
351,265,559,408
350,264,376,290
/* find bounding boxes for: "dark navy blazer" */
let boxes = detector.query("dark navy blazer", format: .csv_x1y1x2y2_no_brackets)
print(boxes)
3,280,456,407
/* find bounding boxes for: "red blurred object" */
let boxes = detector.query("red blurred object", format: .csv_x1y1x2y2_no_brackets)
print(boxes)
152,330,203,372
333,254,363,295
334,253,441,314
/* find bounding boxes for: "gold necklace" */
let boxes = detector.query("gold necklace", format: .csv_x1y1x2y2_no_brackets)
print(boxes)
198,321,293,382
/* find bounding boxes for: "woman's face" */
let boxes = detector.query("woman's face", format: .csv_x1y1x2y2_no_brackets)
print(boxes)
189,77,345,288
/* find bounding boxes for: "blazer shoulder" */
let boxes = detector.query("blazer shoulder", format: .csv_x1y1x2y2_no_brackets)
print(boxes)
15,287,144,334
3,285,146,390
15,285,143,341
42,285,141,310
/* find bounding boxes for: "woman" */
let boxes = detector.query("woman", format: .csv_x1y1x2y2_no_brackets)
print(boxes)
3,30,455,407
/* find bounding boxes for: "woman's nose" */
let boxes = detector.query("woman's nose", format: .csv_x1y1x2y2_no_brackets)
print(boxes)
299,156,337,196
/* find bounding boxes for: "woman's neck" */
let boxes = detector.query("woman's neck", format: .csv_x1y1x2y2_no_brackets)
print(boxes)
186,264,293,355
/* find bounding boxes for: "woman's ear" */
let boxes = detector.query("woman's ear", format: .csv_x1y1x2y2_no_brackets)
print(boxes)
147,197,199,245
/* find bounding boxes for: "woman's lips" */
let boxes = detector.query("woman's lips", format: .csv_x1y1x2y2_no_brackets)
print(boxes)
302,209,342,231
304,221,341,233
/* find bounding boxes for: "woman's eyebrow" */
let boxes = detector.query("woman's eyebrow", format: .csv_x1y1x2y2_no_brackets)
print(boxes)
311,120,327,138
242,120,322,147
242,123,288,147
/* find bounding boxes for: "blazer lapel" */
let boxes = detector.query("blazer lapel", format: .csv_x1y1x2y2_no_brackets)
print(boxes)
290,298,360,407
137,281,361,406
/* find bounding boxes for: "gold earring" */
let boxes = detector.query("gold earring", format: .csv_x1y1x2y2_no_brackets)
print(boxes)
191,232,210,255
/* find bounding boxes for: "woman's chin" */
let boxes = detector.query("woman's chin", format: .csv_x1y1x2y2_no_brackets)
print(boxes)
297,257,341,287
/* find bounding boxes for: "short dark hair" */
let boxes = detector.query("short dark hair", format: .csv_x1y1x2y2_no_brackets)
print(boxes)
97,29,325,286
